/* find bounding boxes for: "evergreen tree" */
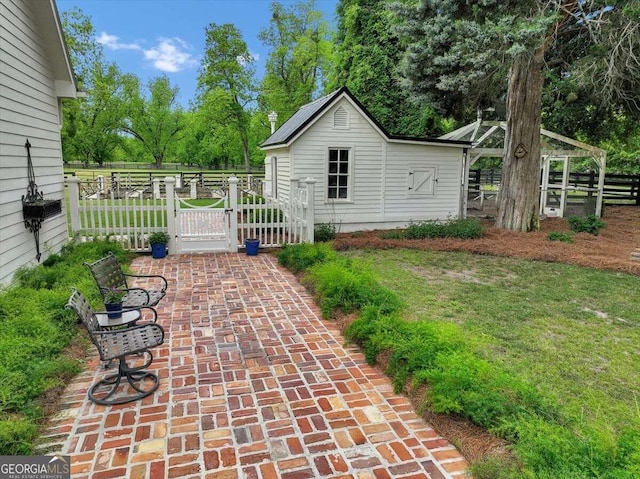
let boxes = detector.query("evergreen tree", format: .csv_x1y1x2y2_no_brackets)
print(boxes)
331,0,444,136
396,0,640,231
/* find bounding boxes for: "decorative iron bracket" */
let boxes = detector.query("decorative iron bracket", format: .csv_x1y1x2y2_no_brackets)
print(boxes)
21,139,62,261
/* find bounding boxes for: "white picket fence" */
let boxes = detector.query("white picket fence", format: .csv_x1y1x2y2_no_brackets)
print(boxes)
66,176,315,253
67,177,168,251
238,182,314,248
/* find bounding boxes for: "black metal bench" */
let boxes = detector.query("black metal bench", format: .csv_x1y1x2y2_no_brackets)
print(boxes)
66,289,165,405
85,251,168,309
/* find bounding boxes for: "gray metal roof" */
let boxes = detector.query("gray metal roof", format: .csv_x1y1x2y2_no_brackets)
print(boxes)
260,88,344,147
260,86,470,149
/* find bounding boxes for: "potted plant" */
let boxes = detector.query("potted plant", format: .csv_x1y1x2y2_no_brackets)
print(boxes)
103,289,125,319
149,231,170,259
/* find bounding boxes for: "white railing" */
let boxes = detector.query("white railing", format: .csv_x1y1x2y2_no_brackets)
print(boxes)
238,179,315,248
67,176,315,253
67,177,167,251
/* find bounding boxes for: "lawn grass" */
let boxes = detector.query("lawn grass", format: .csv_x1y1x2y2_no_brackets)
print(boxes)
343,248,640,436
280,243,640,476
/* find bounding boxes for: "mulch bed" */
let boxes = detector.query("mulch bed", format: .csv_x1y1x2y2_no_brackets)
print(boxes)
333,205,640,276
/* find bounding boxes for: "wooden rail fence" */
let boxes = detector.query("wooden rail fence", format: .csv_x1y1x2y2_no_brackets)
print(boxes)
469,169,639,204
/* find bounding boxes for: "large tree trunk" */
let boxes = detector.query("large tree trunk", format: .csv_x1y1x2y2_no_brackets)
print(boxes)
496,50,545,231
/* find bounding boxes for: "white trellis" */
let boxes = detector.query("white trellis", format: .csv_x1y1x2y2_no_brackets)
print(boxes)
441,120,607,217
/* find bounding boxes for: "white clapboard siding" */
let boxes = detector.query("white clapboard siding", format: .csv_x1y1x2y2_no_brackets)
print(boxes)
292,98,385,226
384,143,463,221
261,90,467,233
0,0,76,285
264,147,291,200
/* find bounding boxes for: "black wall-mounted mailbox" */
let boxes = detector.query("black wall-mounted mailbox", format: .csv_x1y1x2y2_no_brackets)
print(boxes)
23,199,63,221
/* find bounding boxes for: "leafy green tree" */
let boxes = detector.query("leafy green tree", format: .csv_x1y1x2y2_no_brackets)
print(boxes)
258,0,333,121
198,23,256,172
61,8,129,166
175,110,212,167
121,76,184,167
396,0,640,231
330,0,444,136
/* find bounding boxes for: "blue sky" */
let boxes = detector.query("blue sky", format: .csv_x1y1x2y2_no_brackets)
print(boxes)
57,0,339,107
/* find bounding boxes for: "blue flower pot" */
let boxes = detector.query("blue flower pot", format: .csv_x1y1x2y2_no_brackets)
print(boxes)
151,243,167,259
245,238,260,256
105,302,123,319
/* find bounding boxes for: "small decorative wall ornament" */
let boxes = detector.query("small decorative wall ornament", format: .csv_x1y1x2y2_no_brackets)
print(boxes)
21,139,62,261
514,143,528,158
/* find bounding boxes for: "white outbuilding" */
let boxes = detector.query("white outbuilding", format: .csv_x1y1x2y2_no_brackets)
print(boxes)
260,87,471,233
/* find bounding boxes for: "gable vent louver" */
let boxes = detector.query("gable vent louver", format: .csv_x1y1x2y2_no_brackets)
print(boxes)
334,107,348,128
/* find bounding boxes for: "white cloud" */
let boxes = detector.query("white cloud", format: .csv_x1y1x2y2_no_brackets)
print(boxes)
143,38,197,73
96,32,197,74
97,32,141,51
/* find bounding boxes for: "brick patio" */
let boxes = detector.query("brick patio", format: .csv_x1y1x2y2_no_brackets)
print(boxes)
40,253,470,478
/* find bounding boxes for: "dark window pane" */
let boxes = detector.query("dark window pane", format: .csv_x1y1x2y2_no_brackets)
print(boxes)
329,163,337,174
329,150,338,161
340,150,349,162
328,176,337,186
328,187,337,198
339,176,348,186
338,188,348,199
339,163,348,174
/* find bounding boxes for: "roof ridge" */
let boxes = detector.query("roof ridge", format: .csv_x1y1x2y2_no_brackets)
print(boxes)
299,88,342,109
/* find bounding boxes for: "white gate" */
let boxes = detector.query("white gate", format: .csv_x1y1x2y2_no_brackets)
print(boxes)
540,156,569,217
163,176,312,256
175,196,231,253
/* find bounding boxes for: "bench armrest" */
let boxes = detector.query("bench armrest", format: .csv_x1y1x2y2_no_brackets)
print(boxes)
123,273,168,292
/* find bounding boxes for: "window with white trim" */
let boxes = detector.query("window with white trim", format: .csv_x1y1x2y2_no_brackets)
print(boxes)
327,148,350,200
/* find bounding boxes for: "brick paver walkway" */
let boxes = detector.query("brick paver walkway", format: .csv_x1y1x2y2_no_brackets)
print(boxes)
40,253,470,478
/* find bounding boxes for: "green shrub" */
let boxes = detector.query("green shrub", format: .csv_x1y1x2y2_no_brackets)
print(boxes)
419,350,555,432
379,230,404,240
314,223,336,242
277,243,337,274
0,419,38,455
0,240,129,454
568,215,606,235
305,260,401,318
148,231,170,245
345,307,411,364
278,244,640,477
404,218,485,239
548,231,574,243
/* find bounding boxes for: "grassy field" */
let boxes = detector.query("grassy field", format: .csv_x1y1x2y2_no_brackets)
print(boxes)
344,248,640,436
